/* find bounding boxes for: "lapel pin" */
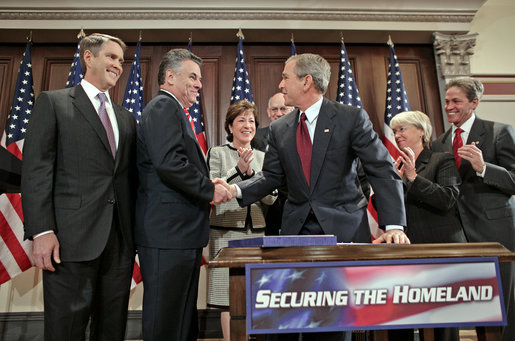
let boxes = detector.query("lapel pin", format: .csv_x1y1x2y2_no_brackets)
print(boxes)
324,129,330,133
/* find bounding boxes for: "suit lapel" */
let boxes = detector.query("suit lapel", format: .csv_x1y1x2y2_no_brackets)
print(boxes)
439,129,453,153
71,85,114,159
460,117,486,176
415,147,431,174
467,117,486,146
113,104,127,170
159,90,208,172
309,99,335,192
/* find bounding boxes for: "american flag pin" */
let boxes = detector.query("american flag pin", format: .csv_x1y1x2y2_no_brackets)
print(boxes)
324,129,330,133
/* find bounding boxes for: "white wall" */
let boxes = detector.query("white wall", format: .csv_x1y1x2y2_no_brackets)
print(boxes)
470,0,515,127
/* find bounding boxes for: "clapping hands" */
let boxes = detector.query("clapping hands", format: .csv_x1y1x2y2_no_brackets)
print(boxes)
237,147,254,176
393,147,417,182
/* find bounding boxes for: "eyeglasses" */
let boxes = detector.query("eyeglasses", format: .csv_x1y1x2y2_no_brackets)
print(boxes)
270,107,292,113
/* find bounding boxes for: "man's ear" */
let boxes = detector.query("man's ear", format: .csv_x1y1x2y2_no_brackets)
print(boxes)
166,69,175,85
304,75,313,89
471,98,479,109
83,49,93,71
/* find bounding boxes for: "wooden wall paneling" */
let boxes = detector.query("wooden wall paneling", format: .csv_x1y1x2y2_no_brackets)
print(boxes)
0,47,25,135
252,57,287,128
0,42,442,150
0,57,15,135
41,58,72,93
418,49,444,138
198,57,221,149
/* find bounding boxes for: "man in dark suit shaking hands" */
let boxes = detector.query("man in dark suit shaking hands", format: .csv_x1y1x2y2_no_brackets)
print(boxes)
135,49,232,341
222,53,408,244
21,33,138,340
218,53,409,340
432,77,515,341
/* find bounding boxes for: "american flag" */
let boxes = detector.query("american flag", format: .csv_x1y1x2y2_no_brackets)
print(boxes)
187,40,208,155
336,40,361,108
0,42,35,284
383,39,410,161
335,40,381,239
65,32,84,88
122,39,145,121
122,39,146,288
230,32,254,104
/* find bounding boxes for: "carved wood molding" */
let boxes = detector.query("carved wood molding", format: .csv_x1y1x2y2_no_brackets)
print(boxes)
0,9,476,23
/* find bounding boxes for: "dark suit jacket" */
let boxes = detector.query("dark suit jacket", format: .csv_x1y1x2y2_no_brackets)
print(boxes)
251,126,270,152
403,148,466,244
238,98,406,242
432,117,515,251
135,90,214,249
21,85,137,261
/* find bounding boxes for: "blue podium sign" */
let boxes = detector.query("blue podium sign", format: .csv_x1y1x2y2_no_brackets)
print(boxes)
245,257,505,334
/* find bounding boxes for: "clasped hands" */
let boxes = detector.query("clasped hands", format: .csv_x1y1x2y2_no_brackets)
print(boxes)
210,147,253,205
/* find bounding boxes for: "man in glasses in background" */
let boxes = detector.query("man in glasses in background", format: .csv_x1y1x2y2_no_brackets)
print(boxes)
252,92,293,152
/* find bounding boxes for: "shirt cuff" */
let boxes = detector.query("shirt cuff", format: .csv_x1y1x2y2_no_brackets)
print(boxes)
476,164,486,177
234,184,242,199
385,225,404,231
33,230,54,239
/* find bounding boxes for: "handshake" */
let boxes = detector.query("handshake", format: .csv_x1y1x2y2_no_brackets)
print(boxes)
210,178,238,205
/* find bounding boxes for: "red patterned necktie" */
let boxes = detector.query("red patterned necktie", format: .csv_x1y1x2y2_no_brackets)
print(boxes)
97,93,116,158
184,108,196,135
452,127,464,169
296,112,312,186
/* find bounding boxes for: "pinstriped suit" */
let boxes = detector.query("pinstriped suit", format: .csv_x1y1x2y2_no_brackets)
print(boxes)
21,84,138,340
403,147,467,244
432,116,515,341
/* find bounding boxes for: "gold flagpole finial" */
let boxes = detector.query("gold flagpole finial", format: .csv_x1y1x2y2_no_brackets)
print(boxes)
291,33,295,44
27,31,32,42
77,28,86,39
189,32,193,43
387,35,394,46
139,30,143,41
340,32,344,43
236,28,245,40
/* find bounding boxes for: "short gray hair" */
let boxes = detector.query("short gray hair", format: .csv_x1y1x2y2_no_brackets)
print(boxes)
445,77,484,102
286,53,331,94
158,49,202,85
390,110,433,147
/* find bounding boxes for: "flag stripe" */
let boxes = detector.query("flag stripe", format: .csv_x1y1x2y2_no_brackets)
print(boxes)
0,261,11,284
0,195,32,275
6,141,23,160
